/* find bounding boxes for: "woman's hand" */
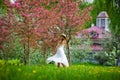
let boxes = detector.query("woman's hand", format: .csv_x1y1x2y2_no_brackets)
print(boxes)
52,50,56,54
52,41,60,55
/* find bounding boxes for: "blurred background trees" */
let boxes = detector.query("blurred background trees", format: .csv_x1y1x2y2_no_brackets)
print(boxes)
0,0,92,65
0,0,119,66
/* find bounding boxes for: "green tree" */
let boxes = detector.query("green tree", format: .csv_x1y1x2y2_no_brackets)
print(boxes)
103,0,120,64
92,0,120,65
92,0,120,36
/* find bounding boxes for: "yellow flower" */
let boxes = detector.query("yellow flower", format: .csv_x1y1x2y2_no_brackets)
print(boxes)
18,68,21,72
118,70,120,73
33,70,36,73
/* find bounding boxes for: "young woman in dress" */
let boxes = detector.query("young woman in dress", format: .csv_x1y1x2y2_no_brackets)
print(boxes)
46,34,69,67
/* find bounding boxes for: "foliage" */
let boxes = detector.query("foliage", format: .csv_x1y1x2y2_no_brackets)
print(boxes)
49,0,93,64
94,47,118,66
71,38,95,64
96,37,120,66
0,0,93,64
0,36,25,62
30,51,44,64
0,0,7,16
2,0,62,64
0,64,120,80
0,13,13,53
112,37,120,59
91,0,120,66
78,1,93,29
71,50,96,64
7,59,21,65
91,0,120,36
0,60,6,66
0,59,21,66
71,37,120,66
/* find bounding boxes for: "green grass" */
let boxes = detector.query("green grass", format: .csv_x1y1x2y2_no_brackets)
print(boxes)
0,64,120,80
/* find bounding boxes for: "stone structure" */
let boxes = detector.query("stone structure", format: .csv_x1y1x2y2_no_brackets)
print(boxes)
96,11,110,32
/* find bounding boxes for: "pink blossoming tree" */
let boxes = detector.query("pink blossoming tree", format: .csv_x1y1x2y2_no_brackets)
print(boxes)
1,0,92,64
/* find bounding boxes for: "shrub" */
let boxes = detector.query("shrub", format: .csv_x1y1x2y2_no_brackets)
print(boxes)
94,50,117,66
7,59,21,65
0,60,6,66
30,51,44,64
0,59,21,66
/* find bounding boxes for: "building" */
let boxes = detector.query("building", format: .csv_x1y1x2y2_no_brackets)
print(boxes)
96,11,110,32
76,11,111,51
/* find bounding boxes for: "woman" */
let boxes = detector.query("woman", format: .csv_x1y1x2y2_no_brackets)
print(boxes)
46,34,69,67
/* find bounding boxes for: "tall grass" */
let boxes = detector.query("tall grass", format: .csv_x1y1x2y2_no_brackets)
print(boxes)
0,64,120,80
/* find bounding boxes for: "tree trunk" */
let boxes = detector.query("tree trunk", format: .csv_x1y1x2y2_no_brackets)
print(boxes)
66,28,72,65
2,49,6,60
66,41,71,65
23,43,27,64
43,47,46,65
27,36,30,65
27,24,30,65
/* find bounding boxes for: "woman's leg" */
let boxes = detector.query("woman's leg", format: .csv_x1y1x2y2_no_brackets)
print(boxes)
57,62,60,67
61,63,66,67
57,62,66,67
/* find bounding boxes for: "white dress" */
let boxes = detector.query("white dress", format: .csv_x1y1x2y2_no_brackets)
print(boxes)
46,45,69,67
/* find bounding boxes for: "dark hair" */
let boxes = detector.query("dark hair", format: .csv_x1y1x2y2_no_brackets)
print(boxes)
60,35,66,40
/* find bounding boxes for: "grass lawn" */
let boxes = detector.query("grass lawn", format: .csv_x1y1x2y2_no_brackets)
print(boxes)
0,64,120,80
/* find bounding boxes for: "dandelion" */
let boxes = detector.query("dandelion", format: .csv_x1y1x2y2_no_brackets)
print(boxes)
18,68,21,72
33,70,36,73
118,70,120,73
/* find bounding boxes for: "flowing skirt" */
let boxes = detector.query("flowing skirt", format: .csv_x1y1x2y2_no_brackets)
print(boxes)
46,46,69,67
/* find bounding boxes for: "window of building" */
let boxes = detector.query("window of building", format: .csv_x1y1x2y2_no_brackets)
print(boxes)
101,19,105,29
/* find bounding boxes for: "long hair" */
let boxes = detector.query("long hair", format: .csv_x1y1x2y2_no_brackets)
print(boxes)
59,35,66,45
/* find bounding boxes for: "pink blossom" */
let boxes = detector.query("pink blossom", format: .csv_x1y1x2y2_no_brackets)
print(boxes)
87,26,102,34
0,38,3,41
14,2,21,8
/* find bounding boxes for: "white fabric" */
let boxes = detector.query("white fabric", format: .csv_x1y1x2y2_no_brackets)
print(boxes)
10,0,16,4
46,45,69,67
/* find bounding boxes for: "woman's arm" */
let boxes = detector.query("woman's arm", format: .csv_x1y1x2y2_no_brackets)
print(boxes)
52,41,61,54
